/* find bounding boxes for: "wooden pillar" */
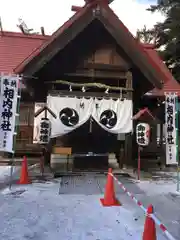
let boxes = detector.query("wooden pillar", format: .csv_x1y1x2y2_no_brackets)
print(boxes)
126,71,133,97
123,71,133,166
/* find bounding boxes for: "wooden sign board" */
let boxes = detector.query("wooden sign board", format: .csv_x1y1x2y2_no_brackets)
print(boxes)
53,147,72,155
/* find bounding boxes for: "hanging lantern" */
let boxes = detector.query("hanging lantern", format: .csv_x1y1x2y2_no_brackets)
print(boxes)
136,123,150,146
39,118,51,144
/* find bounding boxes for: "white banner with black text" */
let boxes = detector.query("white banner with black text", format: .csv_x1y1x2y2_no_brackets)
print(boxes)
0,75,19,153
165,93,178,165
33,102,46,143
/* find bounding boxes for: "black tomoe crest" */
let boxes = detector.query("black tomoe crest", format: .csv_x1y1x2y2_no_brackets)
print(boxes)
59,108,79,127
100,110,117,129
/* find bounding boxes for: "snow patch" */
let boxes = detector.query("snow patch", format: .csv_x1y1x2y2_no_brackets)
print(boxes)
0,181,167,240
0,166,19,182
0,166,11,181
136,179,178,196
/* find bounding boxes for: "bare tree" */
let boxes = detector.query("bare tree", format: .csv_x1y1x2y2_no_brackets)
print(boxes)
136,25,157,44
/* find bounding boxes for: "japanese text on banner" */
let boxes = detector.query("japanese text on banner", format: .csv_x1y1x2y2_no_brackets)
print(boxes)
165,93,177,165
39,118,51,144
0,76,19,153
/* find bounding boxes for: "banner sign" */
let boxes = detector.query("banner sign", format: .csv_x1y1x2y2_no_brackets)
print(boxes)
0,75,19,153
165,93,178,165
136,123,150,146
39,118,51,144
33,103,46,143
47,96,133,138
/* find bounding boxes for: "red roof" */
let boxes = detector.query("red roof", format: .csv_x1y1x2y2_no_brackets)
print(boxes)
13,3,163,89
14,3,92,73
0,31,49,74
132,107,155,120
143,44,180,96
0,2,179,96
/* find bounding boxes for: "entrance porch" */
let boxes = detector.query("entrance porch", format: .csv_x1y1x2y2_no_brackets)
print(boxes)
50,113,124,173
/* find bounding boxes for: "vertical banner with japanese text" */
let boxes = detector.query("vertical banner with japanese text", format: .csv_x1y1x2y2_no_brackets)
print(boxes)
136,123,150,146
38,118,51,144
33,103,46,143
165,93,178,165
0,75,19,153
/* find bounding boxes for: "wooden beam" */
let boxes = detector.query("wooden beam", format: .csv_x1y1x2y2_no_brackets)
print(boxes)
65,69,126,79
71,5,82,12
48,90,130,99
97,14,162,89
21,10,94,76
126,71,133,98
34,105,57,119
71,0,114,12
81,62,129,71
108,0,114,4
84,0,114,4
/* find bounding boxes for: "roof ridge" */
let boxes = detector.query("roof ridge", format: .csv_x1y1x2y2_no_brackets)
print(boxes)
0,31,49,40
14,3,93,73
13,1,175,93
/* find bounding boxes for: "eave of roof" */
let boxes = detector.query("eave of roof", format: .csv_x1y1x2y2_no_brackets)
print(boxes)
102,4,168,86
143,44,180,97
13,2,163,89
14,2,93,73
132,107,155,120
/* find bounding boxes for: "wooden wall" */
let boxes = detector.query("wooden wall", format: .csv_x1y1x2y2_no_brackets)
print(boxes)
15,103,41,155
84,44,129,67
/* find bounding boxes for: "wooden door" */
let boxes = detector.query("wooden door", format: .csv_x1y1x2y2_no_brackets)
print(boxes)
16,103,34,152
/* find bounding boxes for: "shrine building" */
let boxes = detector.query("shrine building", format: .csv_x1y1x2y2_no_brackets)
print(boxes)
0,0,180,172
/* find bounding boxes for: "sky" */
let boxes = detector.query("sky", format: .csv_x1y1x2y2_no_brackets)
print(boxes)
0,0,164,36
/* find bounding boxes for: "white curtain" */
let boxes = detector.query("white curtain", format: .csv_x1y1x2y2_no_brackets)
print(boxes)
47,96,93,138
47,96,133,138
92,98,132,134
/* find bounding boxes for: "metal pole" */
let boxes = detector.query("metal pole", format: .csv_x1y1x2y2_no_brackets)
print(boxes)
9,158,13,190
177,167,180,192
9,76,22,190
40,155,44,177
137,146,141,180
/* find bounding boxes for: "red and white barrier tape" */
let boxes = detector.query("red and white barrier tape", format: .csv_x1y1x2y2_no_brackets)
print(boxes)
109,173,176,240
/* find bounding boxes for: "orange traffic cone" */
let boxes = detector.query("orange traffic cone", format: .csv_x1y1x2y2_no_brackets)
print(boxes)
100,168,121,206
18,156,31,184
143,204,157,240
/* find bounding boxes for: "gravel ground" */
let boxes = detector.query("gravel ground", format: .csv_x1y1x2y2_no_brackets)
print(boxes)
0,174,168,240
